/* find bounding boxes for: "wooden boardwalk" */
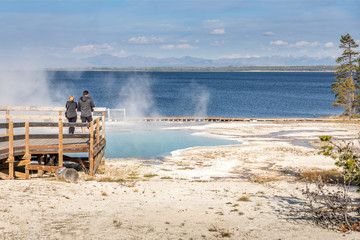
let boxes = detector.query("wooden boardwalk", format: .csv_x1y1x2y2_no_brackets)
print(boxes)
0,106,106,180
113,116,343,122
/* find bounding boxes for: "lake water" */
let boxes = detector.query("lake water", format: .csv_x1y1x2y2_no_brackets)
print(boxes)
49,71,343,118
48,71,342,158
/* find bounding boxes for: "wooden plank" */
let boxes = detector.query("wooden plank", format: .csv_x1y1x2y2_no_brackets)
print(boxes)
0,148,9,154
58,120,63,167
14,171,26,179
25,121,30,180
13,122,25,128
63,123,89,127
29,134,59,139
96,118,100,144
94,139,106,156
102,111,106,138
29,145,58,149
26,165,59,172
29,144,88,150
13,135,25,140
8,121,14,179
29,122,58,127
28,134,88,139
89,121,94,176
0,115,66,120
63,134,89,138
0,106,106,112
93,146,105,174
0,136,9,142
0,171,11,180
15,159,30,166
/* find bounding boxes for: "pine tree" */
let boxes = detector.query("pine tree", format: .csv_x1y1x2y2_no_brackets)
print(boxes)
331,33,359,119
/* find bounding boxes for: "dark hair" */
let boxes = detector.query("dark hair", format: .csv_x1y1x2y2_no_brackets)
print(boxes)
83,90,89,96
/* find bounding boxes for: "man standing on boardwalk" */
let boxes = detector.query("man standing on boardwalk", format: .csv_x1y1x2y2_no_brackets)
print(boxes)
78,90,95,134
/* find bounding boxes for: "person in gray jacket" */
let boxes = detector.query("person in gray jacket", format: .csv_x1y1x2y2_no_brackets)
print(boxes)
65,95,77,134
77,90,95,133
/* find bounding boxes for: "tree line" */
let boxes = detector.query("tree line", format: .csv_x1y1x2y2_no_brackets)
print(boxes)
49,65,336,72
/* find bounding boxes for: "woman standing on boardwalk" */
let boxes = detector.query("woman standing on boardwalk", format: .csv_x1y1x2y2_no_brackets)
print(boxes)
65,95,77,134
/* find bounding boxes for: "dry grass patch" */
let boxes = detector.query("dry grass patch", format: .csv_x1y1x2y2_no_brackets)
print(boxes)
298,168,343,184
83,165,140,183
251,174,284,183
208,225,232,238
178,167,195,170
160,176,173,179
143,174,158,178
237,195,251,202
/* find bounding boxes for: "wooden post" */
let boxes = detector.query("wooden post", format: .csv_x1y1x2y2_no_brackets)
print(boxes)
89,121,94,175
25,121,30,180
58,119,63,167
8,121,14,179
96,118,100,143
102,111,106,138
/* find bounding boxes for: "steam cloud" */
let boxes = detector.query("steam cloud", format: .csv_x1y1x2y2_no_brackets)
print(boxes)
0,70,63,106
179,81,210,117
116,75,159,117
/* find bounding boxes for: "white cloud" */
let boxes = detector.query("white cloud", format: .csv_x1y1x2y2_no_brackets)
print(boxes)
211,29,226,35
195,40,200,44
263,31,275,36
71,43,114,54
270,40,288,46
113,50,126,56
290,41,320,47
160,44,198,50
222,54,260,59
203,19,222,28
128,36,164,44
324,42,334,48
178,39,189,43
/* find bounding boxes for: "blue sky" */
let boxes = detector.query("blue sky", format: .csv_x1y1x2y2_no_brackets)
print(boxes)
0,0,359,61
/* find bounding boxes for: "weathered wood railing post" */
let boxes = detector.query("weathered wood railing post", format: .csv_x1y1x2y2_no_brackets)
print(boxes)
102,111,106,138
96,118,100,144
89,121,94,175
24,121,30,180
7,121,14,179
58,119,63,167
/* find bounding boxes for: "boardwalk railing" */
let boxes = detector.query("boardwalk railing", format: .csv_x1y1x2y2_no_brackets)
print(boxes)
0,106,106,180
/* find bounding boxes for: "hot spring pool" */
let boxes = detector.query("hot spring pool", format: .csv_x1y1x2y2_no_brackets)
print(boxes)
105,129,240,158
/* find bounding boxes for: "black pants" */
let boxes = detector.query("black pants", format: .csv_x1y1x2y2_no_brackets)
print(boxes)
67,116,77,134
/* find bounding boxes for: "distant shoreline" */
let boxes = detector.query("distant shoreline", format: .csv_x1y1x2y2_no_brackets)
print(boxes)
45,65,336,72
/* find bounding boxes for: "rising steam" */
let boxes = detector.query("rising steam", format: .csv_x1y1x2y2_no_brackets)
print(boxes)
116,75,159,117
0,70,62,106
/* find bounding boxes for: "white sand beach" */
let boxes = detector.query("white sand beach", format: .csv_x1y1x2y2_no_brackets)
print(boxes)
1,121,360,239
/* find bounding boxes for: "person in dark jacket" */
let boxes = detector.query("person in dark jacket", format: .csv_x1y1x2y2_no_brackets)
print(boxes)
77,90,95,134
65,95,77,134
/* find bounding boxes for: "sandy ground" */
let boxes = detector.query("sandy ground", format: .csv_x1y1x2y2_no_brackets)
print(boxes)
1,121,360,239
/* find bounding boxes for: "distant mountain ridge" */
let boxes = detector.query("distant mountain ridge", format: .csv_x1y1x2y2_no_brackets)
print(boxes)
0,53,337,70
81,54,336,68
